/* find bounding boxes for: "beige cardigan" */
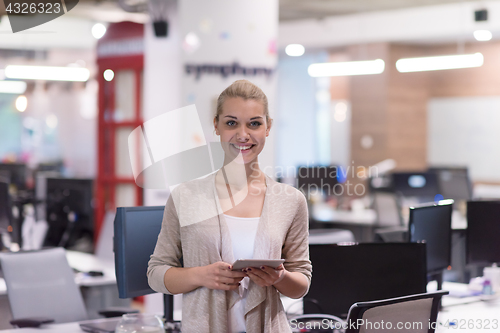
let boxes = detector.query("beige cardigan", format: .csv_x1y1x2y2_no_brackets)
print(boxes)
147,172,312,332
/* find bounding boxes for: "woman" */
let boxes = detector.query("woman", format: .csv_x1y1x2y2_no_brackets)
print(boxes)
147,80,312,333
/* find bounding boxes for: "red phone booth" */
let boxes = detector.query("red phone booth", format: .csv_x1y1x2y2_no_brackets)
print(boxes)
95,21,144,240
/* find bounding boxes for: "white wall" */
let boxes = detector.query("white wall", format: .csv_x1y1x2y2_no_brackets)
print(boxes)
142,0,182,206
428,96,500,182
275,53,325,176
180,0,279,177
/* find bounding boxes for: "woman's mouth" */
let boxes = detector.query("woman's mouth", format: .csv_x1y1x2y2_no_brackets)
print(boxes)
231,143,255,154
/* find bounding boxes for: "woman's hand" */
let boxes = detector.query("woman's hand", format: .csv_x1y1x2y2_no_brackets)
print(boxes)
199,261,247,291
243,264,286,287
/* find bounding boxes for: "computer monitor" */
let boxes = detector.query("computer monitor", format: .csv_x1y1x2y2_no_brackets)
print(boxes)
114,205,174,321
44,178,94,250
391,172,440,199
428,167,472,201
466,201,500,265
305,243,427,318
0,163,27,190
0,182,13,233
409,201,453,273
297,166,338,196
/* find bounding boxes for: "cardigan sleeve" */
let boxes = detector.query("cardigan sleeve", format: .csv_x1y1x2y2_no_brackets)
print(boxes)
147,193,182,295
281,190,312,298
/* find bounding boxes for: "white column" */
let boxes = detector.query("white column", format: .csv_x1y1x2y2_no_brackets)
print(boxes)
179,0,279,178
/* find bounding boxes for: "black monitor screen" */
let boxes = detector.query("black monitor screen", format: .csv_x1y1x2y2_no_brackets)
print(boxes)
429,167,472,201
409,202,453,272
391,172,440,198
0,182,13,233
467,201,500,265
0,163,26,190
44,178,93,249
297,166,338,196
114,206,164,298
305,243,427,318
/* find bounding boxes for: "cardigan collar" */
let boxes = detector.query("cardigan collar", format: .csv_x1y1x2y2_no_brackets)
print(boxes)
210,171,275,314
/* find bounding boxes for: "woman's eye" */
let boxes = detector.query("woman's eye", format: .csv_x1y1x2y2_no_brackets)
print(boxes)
226,121,236,126
250,121,262,127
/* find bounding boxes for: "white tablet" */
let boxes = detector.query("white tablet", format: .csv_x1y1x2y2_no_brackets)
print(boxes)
231,259,285,271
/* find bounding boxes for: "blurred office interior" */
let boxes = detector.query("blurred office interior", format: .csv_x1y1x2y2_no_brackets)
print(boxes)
1,0,500,330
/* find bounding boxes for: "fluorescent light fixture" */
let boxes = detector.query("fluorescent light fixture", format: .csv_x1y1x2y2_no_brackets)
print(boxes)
92,23,106,39
396,53,484,73
285,44,305,57
0,80,27,94
474,30,492,41
308,59,385,77
5,65,90,82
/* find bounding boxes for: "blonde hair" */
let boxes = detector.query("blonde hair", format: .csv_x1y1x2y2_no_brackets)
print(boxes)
214,80,271,126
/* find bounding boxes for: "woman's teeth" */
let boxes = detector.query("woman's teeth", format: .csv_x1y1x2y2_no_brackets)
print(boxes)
232,144,252,150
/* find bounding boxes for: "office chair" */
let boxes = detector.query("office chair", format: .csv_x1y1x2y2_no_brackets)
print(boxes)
372,192,403,227
0,247,136,328
345,291,448,333
372,192,407,242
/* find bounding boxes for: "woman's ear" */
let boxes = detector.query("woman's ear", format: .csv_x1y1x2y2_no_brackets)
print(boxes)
213,117,219,135
266,118,273,137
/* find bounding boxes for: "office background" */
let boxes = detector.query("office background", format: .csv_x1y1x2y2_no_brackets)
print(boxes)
1,0,500,331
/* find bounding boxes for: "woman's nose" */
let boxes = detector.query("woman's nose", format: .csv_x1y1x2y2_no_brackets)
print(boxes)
236,129,249,141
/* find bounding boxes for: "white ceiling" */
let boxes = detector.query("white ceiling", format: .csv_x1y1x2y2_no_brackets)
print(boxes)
279,0,489,21
0,0,494,24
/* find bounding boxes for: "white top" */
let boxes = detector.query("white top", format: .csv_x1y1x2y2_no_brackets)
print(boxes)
224,214,260,333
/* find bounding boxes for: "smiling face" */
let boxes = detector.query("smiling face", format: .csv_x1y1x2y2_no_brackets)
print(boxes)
214,97,271,165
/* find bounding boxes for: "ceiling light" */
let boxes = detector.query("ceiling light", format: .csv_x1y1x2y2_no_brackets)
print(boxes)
396,53,484,72
103,69,114,82
0,81,27,94
308,59,385,77
15,95,28,112
5,65,90,82
92,23,107,39
474,30,492,41
285,44,305,57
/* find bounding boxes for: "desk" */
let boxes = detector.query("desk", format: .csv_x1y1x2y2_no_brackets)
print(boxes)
432,281,500,332
311,203,377,241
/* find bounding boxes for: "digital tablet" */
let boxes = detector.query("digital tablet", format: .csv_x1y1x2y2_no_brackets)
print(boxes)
231,259,285,271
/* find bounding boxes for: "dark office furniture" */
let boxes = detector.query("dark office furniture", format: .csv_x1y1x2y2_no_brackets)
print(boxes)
114,205,176,323
0,163,27,191
297,165,339,196
305,243,427,318
409,201,453,290
466,200,500,265
391,171,440,201
428,166,472,201
0,181,13,234
44,178,94,251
